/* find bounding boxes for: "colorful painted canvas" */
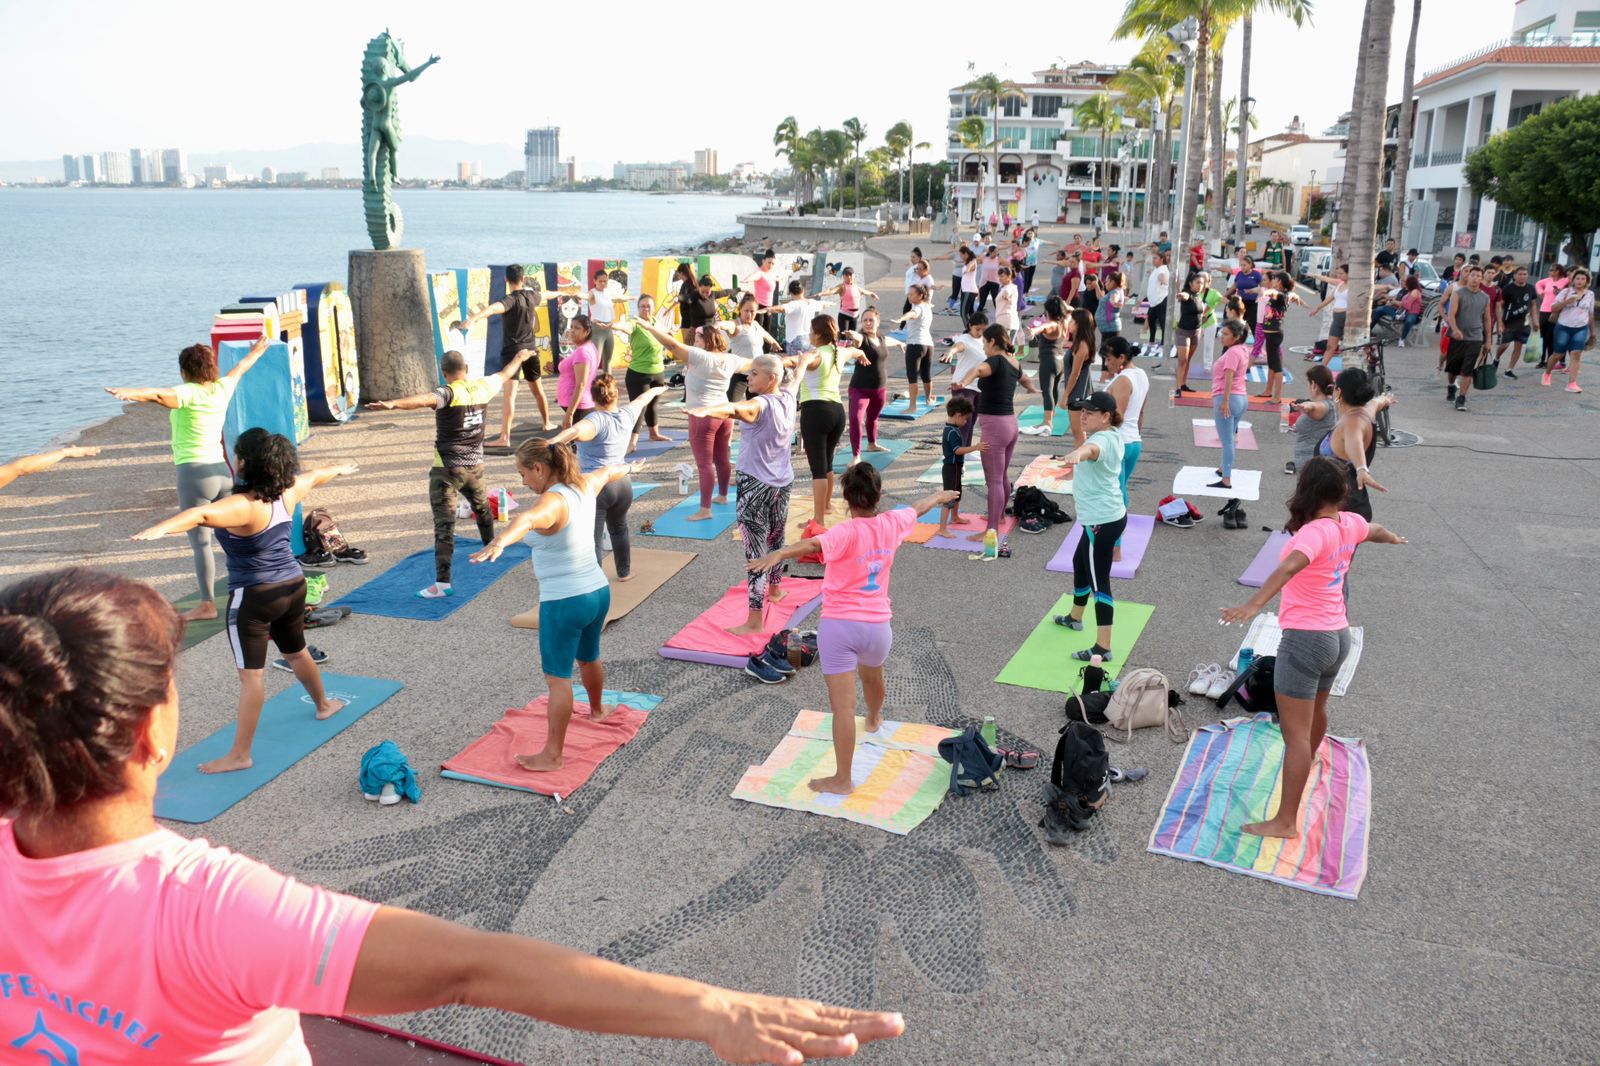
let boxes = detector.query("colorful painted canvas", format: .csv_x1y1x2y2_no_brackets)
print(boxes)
299,282,360,422
427,270,464,383
454,267,491,377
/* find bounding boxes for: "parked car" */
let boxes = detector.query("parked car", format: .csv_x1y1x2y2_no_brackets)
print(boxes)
1406,255,1443,295
1289,224,1315,245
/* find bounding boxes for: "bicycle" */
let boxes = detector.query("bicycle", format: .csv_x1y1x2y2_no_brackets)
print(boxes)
1339,339,1396,446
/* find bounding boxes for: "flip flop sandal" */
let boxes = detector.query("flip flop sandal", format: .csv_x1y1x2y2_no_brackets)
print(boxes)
333,546,370,565
1003,749,1040,770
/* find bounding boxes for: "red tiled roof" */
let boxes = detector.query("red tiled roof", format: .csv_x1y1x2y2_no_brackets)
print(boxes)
1416,46,1600,90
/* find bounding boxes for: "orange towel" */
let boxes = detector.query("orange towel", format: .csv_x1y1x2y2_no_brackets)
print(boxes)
441,696,649,797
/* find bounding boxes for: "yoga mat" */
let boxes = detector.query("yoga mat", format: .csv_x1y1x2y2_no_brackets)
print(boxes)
510,548,694,629
154,673,404,823
642,495,738,541
624,428,687,462
1172,466,1262,501
731,710,957,835
1147,714,1372,899
440,691,660,798
915,513,1016,551
1192,419,1260,450
1174,391,1283,414
880,393,946,420
173,577,230,651
1247,364,1294,385
1016,405,1071,437
334,536,532,621
1047,513,1156,578
734,493,851,545
1228,612,1364,697
660,580,824,668
994,596,1155,692
916,459,987,487
1238,531,1292,587
835,436,916,474
1015,454,1076,495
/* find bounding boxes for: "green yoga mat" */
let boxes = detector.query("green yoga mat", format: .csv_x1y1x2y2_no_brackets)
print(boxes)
173,578,230,651
1016,405,1072,437
995,596,1155,693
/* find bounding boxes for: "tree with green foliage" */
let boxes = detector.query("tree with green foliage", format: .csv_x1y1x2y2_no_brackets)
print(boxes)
1076,93,1123,226
885,121,913,205
843,117,868,212
1465,93,1600,264
961,72,1026,223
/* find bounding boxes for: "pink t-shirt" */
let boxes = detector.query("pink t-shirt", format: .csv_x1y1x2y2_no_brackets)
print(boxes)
0,822,378,1065
1211,344,1251,396
557,340,598,409
816,506,916,622
1536,276,1569,314
980,257,1001,285
1278,512,1369,630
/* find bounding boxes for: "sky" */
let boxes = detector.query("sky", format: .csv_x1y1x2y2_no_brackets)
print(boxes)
0,0,1514,177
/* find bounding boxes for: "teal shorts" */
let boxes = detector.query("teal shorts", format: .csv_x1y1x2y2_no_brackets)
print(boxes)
538,585,610,678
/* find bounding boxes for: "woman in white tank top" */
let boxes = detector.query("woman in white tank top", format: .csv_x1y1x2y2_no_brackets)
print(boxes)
1102,337,1149,522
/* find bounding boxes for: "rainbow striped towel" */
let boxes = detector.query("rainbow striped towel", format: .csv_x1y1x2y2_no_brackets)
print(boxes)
1147,714,1372,899
731,711,958,835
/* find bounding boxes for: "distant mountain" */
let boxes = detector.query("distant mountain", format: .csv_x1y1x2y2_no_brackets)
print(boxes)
1,137,525,184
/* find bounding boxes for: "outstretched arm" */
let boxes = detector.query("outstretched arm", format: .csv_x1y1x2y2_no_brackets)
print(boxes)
285,462,360,509
490,350,534,386
366,389,444,412
1219,550,1312,625
1364,522,1408,546
131,493,257,540
458,300,507,331
636,320,691,360
104,386,181,409
687,398,764,424
546,418,600,446
386,55,440,88
0,446,101,490
471,491,571,562
625,385,671,417
580,464,636,496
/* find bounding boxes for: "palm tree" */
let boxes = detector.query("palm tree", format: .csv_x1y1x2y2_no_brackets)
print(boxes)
1388,0,1423,242
1076,93,1123,230
772,115,800,208
1234,2,1314,243
1113,39,1184,235
961,73,1026,225
956,116,990,221
842,117,868,213
1222,96,1260,221
1341,0,1397,347
1208,49,1225,235
821,128,850,211
911,138,930,215
885,121,913,207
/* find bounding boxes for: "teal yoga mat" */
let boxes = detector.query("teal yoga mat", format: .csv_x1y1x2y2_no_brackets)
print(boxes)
835,436,915,473
155,673,404,823
642,495,738,540
881,393,945,420
1016,405,1071,437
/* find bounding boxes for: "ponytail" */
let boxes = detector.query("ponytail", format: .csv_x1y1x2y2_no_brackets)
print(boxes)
514,438,582,489
981,323,1014,354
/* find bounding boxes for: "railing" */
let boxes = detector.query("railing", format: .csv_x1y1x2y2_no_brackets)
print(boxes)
1430,150,1463,166
1413,153,1428,167
1420,35,1600,79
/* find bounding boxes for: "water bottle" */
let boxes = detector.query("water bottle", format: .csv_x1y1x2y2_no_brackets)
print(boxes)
1168,389,1176,409
982,528,998,558
980,716,998,748
497,487,509,521
1238,647,1255,673
1279,406,1290,432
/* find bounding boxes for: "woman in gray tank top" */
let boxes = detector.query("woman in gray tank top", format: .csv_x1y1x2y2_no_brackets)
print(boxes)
1285,364,1336,476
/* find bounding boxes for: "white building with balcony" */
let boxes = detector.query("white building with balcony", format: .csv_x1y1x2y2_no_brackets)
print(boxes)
945,62,1178,227
1403,0,1600,255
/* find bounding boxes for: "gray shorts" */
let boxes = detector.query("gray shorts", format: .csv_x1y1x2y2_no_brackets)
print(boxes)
1274,627,1353,700
1330,311,1347,339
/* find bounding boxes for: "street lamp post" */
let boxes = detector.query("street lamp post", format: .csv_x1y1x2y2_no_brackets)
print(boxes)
1308,168,1317,223
1234,94,1255,249
1166,16,1199,364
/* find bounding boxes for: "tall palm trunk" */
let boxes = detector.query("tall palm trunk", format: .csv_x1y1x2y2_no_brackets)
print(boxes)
1177,21,1211,260
1342,0,1397,347
992,125,1001,226
1209,50,1225,238
1388,0,1423,242
1340,0,1374,263
1100,131,1110,229
1235,14,1252,246
854,144,862,213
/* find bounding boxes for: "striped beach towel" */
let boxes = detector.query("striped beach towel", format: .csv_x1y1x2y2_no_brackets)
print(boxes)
1147,714,1372,899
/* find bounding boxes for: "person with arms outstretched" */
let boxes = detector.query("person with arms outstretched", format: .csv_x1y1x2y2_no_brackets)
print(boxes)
0,445,100,491
459,263,555,444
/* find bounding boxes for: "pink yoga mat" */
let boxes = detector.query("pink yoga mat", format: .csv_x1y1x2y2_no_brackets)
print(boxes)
915,513,1017,551
661,579,824,662
1238,530,1291,587
441,696,648,797
1046,513,1156,579
1192,419,1260,450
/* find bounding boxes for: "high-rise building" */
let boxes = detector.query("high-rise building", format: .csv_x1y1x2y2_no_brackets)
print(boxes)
80,154,97,182
202,164,234,185
612,161,691,190
99,151,133,185
62,155,80,182
277,171,309,184
693,148,719,176
161,148,186,184
321,167,341,181
457,161,472,182
139,149,162,185
524,127,561,186
129,150,143,185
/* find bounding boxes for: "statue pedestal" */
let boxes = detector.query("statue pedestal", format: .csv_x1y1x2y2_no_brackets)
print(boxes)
348,249,437,401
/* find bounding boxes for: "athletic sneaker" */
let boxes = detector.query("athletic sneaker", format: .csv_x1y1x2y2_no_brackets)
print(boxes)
1542,372,1553,387
1455,395,1466,412
1446,384,1457,402
1504,368,1518,380
297,549,336,569
1283,460,1296,475
744,653,788,685
760,634,796,676
1019,516,1048,534
270,645,329,673
1567,383,1584,393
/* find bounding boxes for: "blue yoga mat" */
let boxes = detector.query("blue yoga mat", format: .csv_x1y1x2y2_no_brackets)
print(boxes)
335,536,532,621
632,482,661,498
625,429,687,462
643,495,738,540
835,436,916,474
440,690,662,794
881,393,945,420
155,673,404,823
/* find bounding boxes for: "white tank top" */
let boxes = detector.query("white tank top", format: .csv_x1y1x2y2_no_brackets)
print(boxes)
1114,366,1150,444
730,323,764,358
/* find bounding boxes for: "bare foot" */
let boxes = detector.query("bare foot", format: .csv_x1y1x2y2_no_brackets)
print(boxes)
866,443,891,453
539,423,560,432
198,753,253,774
648,431,671,442
935,527,950,538
615,573,635,583
724,621,766,637
685,509,714,522
712,495,729,505
849,454,862,466
864,712,883,733
316,697,347,721
181,601,218,622
1242,818,1300,839
768,586,787,602
807,773,855,795
967,531,988,542
514,750,564,772
488,436,512,449
588,703,617,723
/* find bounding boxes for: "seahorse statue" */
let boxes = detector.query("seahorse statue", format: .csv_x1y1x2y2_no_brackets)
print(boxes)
360,31,438,250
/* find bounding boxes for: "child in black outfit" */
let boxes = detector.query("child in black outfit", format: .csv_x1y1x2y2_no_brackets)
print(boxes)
938,396,979,536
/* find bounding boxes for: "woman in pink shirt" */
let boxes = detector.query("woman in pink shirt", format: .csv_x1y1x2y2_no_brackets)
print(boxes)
1534,263,1568,369
1209,319,1252,490
555,315,599,428
819,267,877,334
1220,458,1407,838
0,568,905,1065
746,466,956,795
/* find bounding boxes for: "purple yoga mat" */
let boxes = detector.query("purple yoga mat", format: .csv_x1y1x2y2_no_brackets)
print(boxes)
917,515,1018,551
1238,531,1291,587
1045,513,1156,579
658,594,823,669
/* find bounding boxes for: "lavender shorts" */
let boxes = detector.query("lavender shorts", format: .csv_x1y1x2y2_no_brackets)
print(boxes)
818,617,893,675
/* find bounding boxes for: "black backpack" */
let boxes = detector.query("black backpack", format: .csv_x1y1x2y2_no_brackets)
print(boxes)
1217,655,1278,714
1041,723,1110,841
936,726,1004,796
1011,485,1072,525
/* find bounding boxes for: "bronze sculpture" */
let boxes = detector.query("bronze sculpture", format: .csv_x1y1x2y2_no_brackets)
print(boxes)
361,31,438,250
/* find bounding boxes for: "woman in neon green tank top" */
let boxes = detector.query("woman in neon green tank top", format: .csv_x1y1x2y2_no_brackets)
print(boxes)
618,294,675,454
105,336,269,620
796,314,869,526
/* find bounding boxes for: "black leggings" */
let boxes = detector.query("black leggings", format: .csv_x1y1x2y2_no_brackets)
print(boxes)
1022,264,1036,293
1036,348,1066,411
593,478,634,578
1264,329,1283,373
625,368,667,428
799,400,846,479
1147,299,1167,344
1071,513,1128,628
960,291,978,326
905,344,932,384
978,281,999,311
837,312,858,334
226,576,307,671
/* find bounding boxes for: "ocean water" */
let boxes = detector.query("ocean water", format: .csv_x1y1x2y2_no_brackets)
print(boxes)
0,187,768,454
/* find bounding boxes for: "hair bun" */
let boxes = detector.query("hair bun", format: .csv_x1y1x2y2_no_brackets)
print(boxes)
0,614,74,707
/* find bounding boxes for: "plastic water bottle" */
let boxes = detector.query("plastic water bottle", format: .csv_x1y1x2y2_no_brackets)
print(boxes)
982,528,998,558
1168,389,1176,409
981,716,998,748
1279,407,1291,432
1238,647,1255,672
497,487,509,520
